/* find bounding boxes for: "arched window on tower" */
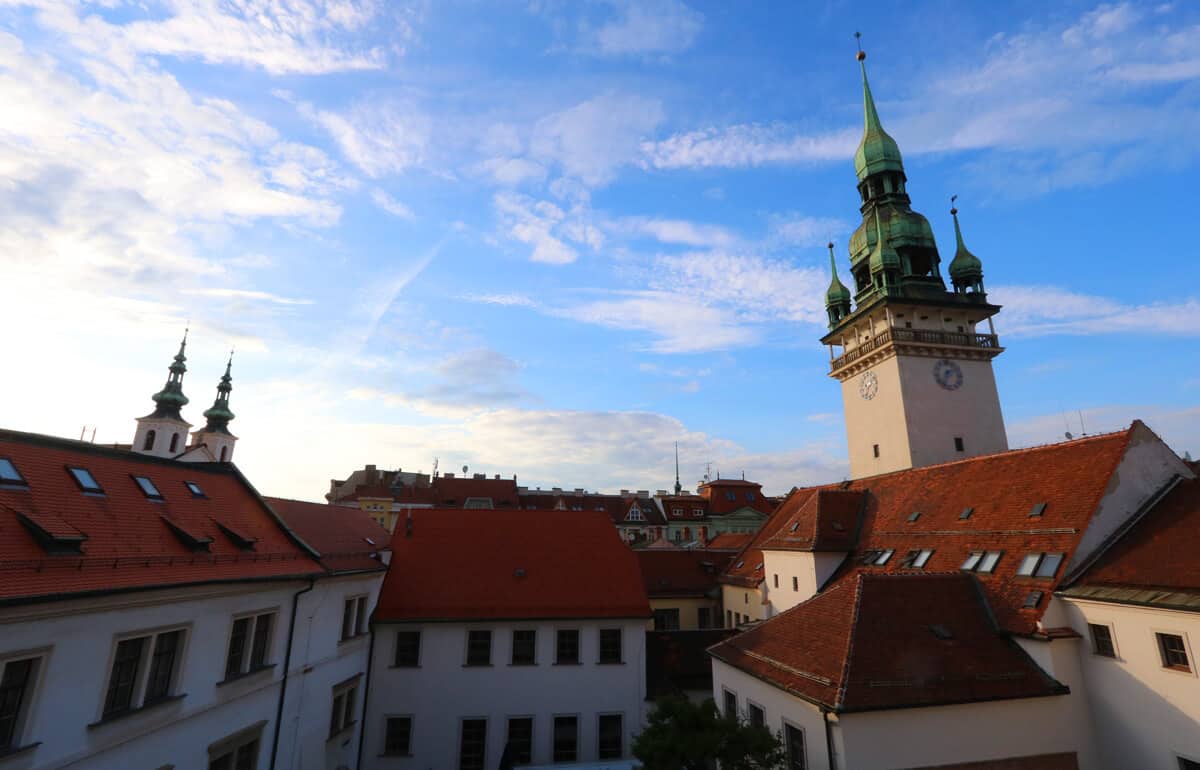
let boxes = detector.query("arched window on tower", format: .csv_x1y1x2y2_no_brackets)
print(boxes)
143,430,156,451
220,446,228,462
169,433,180,453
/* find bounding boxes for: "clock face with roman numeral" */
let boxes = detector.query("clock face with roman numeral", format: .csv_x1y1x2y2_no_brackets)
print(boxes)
933,359,964,391
859,370,878,400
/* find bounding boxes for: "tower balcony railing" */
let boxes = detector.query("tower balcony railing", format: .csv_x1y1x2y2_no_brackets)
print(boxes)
830,326,1000,372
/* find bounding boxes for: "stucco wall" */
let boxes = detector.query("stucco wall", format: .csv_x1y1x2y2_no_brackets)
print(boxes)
721,584,765,625
761,551,845,615
362,619,647,769
898,355,1008,469
1062,598,1200,770
648,597,720,630
841,354,915,478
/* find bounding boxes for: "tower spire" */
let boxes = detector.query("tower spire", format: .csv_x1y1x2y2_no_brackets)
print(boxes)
202,350,236,434
674,442,682,496
147,328,190,420
824,241,852,328
852,34,904,183
948,196,985,295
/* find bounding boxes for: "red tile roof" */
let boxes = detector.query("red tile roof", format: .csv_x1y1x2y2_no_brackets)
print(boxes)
637,550,732,598
706,532,753,551
267,497,390,575
722,428,1137,633
709,572,1068,712
431,476,519,507
0,429,322,604
700,479,775,515
759,489,863,552
374,509,651,621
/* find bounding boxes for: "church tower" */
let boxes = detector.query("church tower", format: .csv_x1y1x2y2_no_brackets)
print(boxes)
190,352,238,463
133,331,194,458
822,45,1007,479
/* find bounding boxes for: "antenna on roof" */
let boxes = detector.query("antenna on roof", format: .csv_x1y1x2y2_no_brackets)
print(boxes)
90,427,97,443
431,457,439,478
79,425,87,441
1077,410,1088,437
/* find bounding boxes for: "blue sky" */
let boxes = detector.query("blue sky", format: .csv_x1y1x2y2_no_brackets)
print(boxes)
1,0,1197,500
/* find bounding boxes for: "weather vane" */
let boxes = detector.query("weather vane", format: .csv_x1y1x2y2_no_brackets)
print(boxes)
855,31,865,61
951,194,958,215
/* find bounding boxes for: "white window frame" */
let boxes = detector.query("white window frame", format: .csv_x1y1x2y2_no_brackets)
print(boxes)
329,675,360,739
382,713,414,756
0,647,49,752
208,720,266,770
551,713,580,764
458,716,489,770
1087,621,1120,660
781,718,808,770
97,624,190,722
504,714,535,765
1153,628,1196,677
341,595,369,642
721,687,738,719
224,609,278,680
465,628,493,667
746,699,766,728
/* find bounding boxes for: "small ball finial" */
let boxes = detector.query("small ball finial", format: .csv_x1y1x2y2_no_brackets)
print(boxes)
950,193,958,216
827,241,834,250
857,50,866,61
855,31,865,61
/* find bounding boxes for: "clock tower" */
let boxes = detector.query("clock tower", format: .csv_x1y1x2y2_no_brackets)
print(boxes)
823,47,1008,479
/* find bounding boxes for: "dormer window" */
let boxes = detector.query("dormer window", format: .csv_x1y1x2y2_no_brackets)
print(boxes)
67,466,103,495
1016,552,1064,579
184,481,206,498
133,476,163,500
0,458,27,487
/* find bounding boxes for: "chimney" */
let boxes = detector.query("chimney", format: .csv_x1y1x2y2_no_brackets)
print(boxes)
656,489,668,496
552,487,563,493
637,490,649,497
620,489,630,495
473,473,485,480
405,511,413,538
574,488,584,494
445,472,455,479
494,474,501,480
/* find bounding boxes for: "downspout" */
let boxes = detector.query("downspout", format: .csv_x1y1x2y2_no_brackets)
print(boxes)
354,627,377,770
822,708,837,770
270,577,315,770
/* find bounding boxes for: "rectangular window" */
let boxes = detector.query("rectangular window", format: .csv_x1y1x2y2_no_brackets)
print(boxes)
555,630,579,664
67,466,103,494
872,444,880,458
652,609,680,631
1158,633,1191,671
1017,552,1064,578
1023,590,1044,608
340,596,369,641
184,480,206,497
954,437,965,452
329,681,357,737
460,719,487,770
552,715,578,762
726,610,732,628
773,574,779,588
355,596,368,635
341,600,355,641
0,458,27,486
598,713,623,759
722,688,737,719
792,576,799,591
507,717,533,764
904,549,934,568
144,630,182,703
1089,624,1116,657
209,734,260,770
698,607,711,629
466,630,492,666
394,631,421,667
226,613,275,679
249,613,273,668
511,629,537,665
103,637,146,718
747,702,765,728
785,724,806,770
384,716,412,755
872,549,894,566
599,628,622,663
962,551,1002,573
226,618,249,678
133,475,163,500
0,657,38,751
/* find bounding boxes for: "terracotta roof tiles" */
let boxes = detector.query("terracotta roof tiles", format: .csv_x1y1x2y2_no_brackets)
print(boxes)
267,497,390,575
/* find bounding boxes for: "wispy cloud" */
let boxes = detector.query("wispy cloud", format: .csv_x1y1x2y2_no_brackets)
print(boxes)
532,92,665,186
299,99,430,178
611,216,738,248
581,0,703,56
184,288,314,305
642,124,857,170
370,188,416,220
993,286,1200,337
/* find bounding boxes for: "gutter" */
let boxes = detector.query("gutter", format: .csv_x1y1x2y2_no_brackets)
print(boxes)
822,708,837,770
269,577,315,770
355,627,377,770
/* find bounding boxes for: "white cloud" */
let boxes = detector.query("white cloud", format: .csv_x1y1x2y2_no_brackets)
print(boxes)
992,285,1200,337
767,214,852,248
300,100,430,178
642,124,857,170
184,288,314,305
611,216,738,248
493,191,606,265
532,92,665,186
584,0,703,56
556,290,757,354
370,188,416,220
474,156,547,186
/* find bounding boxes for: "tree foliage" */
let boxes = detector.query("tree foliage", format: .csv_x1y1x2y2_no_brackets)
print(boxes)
633,696,787,770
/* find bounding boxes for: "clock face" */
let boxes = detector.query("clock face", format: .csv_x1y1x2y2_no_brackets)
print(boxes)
859,370,878,400
933,359,964,391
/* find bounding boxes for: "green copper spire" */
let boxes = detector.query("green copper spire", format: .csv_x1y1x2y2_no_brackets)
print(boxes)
948,198,985,295
146,329,190,420
825,242,851,306
202,350,236,434
868,210,901,275
852,40,904,182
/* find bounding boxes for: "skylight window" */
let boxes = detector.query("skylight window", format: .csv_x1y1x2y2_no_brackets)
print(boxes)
364,537,376,546
1016,552,1064,579
873,549,894,566
1028,502,1047,518
958,507,974,520
67,466,103,494
907,511,921,522
789,522,800,532
184,481,206,498
1023,590,1044,608
962,551,1002,573
0,458,26,486
735,560,744,569
903,549,934,568
133,475,163,500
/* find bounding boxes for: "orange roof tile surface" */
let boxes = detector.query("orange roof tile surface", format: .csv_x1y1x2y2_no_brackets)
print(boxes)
637,550,733,598
267,496,390,575
374,508,651,621
0,429,322,603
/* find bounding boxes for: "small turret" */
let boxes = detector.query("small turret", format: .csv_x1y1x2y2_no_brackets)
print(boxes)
824,242,852,327
867,210,901,290
948,200,985,296
133,330,193,458
190,351,239,463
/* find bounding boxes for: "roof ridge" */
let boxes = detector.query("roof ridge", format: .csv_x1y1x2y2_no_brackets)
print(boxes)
0,428,240,473
836,573,867,709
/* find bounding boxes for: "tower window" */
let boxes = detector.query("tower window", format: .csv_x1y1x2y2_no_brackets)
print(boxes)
905,321,912,329
168,433,179,453
143,430,156,451
954,437,965,452
872,444,880,458
957,325,964,333
220,446,229,462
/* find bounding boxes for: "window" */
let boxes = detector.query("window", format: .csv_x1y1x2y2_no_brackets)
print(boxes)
184,481,206,498
394,631,420,667
954,437,965,452
961,551,1002,573
460,718,487,770
220,446,228,462
872,549,893,566
169,433,181,453
466,630,492,666
506,717,533,764
725,491,736,501
102,628,186,720
792,576,799,591
1023,590,1044,608
133,475,163,500
907,511,921,522
1029,502,1047,518
0,458,27,487
1179,758,1200,770
0,656,40,751
774,574,779,588
67,466,103,494
142,430,156,451
903,549,934,568
341,596,369,641
598,713,623,759
1089,624,1116,657
872,444,880,458
329,679,357,738
552,716,578,762
502,629,534,665
698,607,711,629
1158,633,1191,672
747,702,765,728
746,492,756,502
722,688,737,719
599,629,622,663
384,716,412,755
672,508,683,516
726,610,733,628
225,612,275,679
626,506,643,522
555,630,579,664
208,729,260,770
959,507,974,520
785,724,806,770
653,609,680,631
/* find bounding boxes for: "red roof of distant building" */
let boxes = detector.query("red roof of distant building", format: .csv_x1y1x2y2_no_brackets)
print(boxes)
267,497,390,575
709,572,1068,712
0,429,322,604
760,489,863,552
374,509,651,621
700,478,775,515
637,550,732,598
431,475,519,507
706,533,753,551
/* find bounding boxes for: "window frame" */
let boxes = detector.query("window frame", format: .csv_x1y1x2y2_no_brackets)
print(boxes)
223,610,277,682
554,628,580,665
652,608,681,631
393,630,421,668
465,629,493,667
1016,552,1065,579
328,676,360,739
598,628,623,664
597,712,623,760
459,717,488,770
505,715,534,765
66,465,104,495
0,458,27,488
382,714,413,756
782,720,807,770
722,687,737,719
340,595,370,642
747,700,765,729
207,722,264,770
961,550,1002,574
184,480,207,498
0,648,47,753
551,714,579,763
1156,631,1193,674
1088,623,1117,658
132,475,164,501
97,625,189,724
511,629,537,666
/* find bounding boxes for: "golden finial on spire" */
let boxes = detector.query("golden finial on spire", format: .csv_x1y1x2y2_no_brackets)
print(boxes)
950,193,958,216
855,31,865,61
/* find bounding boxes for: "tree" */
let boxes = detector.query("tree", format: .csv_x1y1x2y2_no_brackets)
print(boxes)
633,696,787,770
